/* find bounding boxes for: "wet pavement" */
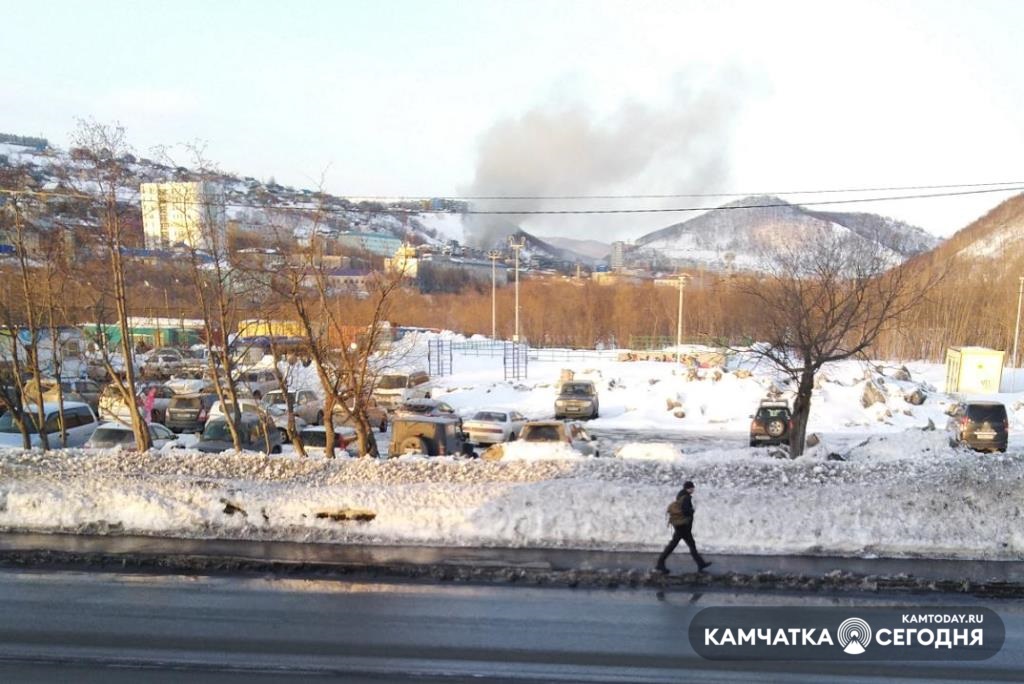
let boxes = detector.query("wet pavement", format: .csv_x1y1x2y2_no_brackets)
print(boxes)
0,532,1021,585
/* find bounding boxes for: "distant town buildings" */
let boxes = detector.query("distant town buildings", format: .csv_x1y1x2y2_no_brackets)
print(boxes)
140,181,226,251
336,231,403,257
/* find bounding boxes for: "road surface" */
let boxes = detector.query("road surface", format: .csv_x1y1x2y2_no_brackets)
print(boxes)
0,568,1020,682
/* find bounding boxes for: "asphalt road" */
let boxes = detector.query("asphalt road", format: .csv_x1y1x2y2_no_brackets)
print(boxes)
0,569,1021,682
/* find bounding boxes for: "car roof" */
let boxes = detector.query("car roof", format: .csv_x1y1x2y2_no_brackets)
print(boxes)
95,421,133,430
524,420,564,427
300,425,356,434
964,401,1005,406
24,401,90,412
393,414,459,425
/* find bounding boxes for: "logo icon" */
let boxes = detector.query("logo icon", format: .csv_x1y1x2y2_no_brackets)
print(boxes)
838,617,872,655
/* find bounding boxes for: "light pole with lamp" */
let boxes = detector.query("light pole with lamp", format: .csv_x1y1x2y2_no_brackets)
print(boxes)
1013,277,1024,390
676,273,690,366
487,250,502,341
509,238,526,343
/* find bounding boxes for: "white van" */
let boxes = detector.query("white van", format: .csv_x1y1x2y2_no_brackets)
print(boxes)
372,371,432,411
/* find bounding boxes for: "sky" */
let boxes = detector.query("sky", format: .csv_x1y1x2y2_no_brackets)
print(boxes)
3,0,1024,240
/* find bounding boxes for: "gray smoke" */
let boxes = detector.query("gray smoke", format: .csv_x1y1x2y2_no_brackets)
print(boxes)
462,76,747,247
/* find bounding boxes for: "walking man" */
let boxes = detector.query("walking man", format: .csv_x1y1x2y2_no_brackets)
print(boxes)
655,481,711,574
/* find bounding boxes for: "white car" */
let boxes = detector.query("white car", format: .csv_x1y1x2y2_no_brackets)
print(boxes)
209,397,263,420
0,402,99,448
84,421,180,450
463,410,527,445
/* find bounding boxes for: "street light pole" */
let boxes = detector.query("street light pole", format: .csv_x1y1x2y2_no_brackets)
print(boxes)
1013,276,1024,368
488,250,501,341
510,238,525,343
676,273,688,366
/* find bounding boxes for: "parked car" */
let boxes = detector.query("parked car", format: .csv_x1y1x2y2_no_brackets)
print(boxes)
164,393,218,433
749,400,793,447
209,397,264,421
331,397,390,433
0,401,99,448
194,413,283,454
84,421,180,450
395,398,456,417
554,381,599,420
236,369,279,400
165,376,215,395
388,415,474,458
263,389,322,426
100,383,177,423
22,378,102,414
947,401,1008,453
143,348,186,377
517,420,599,456
463,410,527,445
373,371,432,411
298,425,358,457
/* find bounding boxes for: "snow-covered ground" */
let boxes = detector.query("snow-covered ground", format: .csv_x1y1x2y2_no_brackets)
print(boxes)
1,335,1023,560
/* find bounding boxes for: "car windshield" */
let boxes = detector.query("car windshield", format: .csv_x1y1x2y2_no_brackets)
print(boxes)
265,392,294,406
171,397,201,409
967,405,1007,423
0,412,40,434
523,425,561,442
758,408,789,419
473,412,507,422
562,383,593,396
201,420,233,441
378,375,408,390
88,428,134,446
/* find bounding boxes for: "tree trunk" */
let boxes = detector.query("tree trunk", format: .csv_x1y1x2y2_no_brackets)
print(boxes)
789,369,815,457
322,393,337,459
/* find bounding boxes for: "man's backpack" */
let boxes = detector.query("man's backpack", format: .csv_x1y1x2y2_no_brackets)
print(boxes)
666,498,689,526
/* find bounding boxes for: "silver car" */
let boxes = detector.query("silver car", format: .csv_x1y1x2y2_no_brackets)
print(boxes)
463,410,527,445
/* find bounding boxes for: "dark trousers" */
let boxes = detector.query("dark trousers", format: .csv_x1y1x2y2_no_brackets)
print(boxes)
657,523,705,568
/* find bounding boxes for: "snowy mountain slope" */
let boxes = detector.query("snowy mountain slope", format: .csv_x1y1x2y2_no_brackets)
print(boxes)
634,196,938,272
538,236,612,260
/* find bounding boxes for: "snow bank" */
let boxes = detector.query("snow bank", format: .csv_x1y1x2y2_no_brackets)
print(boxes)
497,442,585,461
1,436,1022,560
615,443,684,462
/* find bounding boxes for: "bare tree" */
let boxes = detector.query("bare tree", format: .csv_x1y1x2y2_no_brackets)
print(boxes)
70,120,150,451
736,227,942,456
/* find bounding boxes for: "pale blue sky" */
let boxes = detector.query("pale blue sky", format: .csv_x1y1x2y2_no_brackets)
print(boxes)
3,0,1023,238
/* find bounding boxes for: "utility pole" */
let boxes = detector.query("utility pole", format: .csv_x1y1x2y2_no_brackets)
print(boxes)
487,250,501,340
1014,276,1024,368
676,273,689,366
509,238,526,343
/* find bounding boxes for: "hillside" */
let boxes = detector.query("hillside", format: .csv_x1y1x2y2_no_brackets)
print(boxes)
537,236,611,260
633,195,939,271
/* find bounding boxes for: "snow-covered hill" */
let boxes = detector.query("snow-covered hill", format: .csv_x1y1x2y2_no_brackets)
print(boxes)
633,195,939,272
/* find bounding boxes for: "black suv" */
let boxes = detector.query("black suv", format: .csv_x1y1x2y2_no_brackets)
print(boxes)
749,400,792,447
947,401,1008,453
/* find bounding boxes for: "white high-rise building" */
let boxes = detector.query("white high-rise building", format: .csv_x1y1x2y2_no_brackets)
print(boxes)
610,241,627,271
140,181,226,251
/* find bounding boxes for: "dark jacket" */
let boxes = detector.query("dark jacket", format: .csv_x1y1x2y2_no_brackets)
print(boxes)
677,490,695,522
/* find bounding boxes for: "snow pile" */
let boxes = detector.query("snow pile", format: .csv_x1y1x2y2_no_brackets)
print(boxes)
1,436,1022,560
615,443,684,462
496,442,586,461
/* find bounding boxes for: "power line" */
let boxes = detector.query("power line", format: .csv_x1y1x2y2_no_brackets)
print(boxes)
349,180,1024,201
1,184,1022,216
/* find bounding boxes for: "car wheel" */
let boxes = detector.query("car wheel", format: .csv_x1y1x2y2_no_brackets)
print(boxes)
766,419,786,437
509,432,517,441
379,419,387,433
749,440,758,447
253,391,262,401
270,445,282,455
316,411,324,425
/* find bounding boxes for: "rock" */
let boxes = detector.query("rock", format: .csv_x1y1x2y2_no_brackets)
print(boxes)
768,448,790,459
712,369,723,382
861,381,887,408
806,433,821,448
904,389,927,405
921,418,936,431
686,369,699,382
666,398,682,411
892,365,912,381
648,378,660,385
734,369,752,379
672,410,686,419
827,452,845,461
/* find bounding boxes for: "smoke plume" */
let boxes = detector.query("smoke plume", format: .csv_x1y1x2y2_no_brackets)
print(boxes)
462,76,747,247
